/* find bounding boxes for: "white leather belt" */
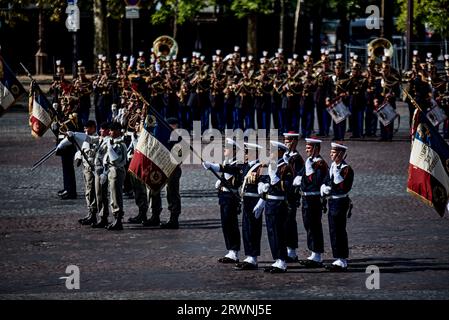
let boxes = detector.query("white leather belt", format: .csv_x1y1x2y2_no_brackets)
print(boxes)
266,195,285,200
329,194,349,199
58,134,65,139
243,192,259,198
221,187,238,193
302,191,320,196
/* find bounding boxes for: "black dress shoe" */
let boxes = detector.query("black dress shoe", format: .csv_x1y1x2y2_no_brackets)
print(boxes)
325,264,348,272
269,266,287,274
60,191,77,200
218,257,238,264
286,256,299,263
78,213,92,224
234,262,258,270
92,218,109,228
128,215,147,224
142,216,160,227
107,218,123,231
81,215,97,226
263,266,274,273
160,220,179,229
298,259,324,268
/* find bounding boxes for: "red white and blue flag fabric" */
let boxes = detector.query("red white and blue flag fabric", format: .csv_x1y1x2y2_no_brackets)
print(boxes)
28,83,55,137
128,115,180,193
407,110,449,217
0,56,26,116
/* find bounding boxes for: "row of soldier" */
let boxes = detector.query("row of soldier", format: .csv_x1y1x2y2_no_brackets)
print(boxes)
57,117,182,231
47,46,447,148
202,133,354,273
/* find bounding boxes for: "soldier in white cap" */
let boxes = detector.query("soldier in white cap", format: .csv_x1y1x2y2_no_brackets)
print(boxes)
203,138,244,264
235,142,265,270
298,138,328,268
320,142,354,271
283,131,305,262
256,140,294,273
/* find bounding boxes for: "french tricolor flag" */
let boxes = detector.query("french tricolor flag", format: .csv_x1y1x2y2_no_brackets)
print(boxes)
128,116,180,193
407,111,449,217
0,56,26,116
29,86,54,137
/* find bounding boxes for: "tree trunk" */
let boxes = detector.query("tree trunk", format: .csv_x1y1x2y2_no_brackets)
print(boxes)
293,0,302,53
93,0,109,61
118,19,123,53
279,0,285,49
247,14,257,56
336,3,349,53
312,7,323,60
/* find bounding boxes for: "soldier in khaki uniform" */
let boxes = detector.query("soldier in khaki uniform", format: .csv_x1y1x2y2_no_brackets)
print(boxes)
104,122,128,230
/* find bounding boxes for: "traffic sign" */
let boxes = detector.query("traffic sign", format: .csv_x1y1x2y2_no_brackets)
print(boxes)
126,6,140,19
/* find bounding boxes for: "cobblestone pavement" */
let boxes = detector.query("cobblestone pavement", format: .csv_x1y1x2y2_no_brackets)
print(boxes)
1,97,449,300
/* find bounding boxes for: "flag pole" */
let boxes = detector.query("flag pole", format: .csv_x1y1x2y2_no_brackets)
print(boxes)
130,87,241,201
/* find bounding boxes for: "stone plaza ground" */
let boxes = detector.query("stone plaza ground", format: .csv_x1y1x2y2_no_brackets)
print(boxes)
1,93,449,300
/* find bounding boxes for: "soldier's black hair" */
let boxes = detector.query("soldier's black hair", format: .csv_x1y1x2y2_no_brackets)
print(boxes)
109,122,122,131
100,122,110,130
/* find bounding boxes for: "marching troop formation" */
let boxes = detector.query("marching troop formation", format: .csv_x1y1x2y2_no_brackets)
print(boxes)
203,135,353,273
42,42,449,272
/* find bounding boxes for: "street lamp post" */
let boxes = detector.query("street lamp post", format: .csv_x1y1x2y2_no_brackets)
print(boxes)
35,7,47,75
66,0,80,78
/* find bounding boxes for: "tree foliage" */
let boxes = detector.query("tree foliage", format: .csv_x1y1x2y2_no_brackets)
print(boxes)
230,0,273,19
396,0,449,38
150,0,209,25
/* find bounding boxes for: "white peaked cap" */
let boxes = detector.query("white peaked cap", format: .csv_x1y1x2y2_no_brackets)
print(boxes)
116,53,121,59
244,142,263,150
234,46,240,52
278,48,283,53
445,54,449,60
413,50,418,55
336,53,342,59
349,51,355,57
200,55,205,61
248,55,253,61
56,60,61,66
288,58,293,64
172,55,177,60
212,55,217,61
101,56,107,61
262,51,268,57
77,60,83,66
225,138,242,150
139,51,144,56
97,54,103,59
307,50,312,55
384,48,391,57
305,138,322,144
293,53,298,59
270,140,288,151
283,132,300,137
427,52,432,58
331,142,348,150
241,57,246,62
303,55,308,61
216,49,221,55
325,50,329,55
123,56,128,61
260,58,265,64
183,58,188,63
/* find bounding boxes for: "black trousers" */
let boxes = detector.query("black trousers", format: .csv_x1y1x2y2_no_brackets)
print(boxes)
242,197,263,257
301,196,324,253
328,197,349,259
265,200,288,261
285,199,299,249
219,195,241,252
60,145,77,196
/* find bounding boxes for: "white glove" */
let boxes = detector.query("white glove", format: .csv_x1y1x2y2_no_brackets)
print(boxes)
202,161,220,172
215,179,221,189
320,184,331,197
293,176,302,186
268,163,280,185
129,55,135,69
67,131,74,138
253,199,266,219
74,151,82,161
100,173,107,185
258,182,270,195
283,152,291,163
